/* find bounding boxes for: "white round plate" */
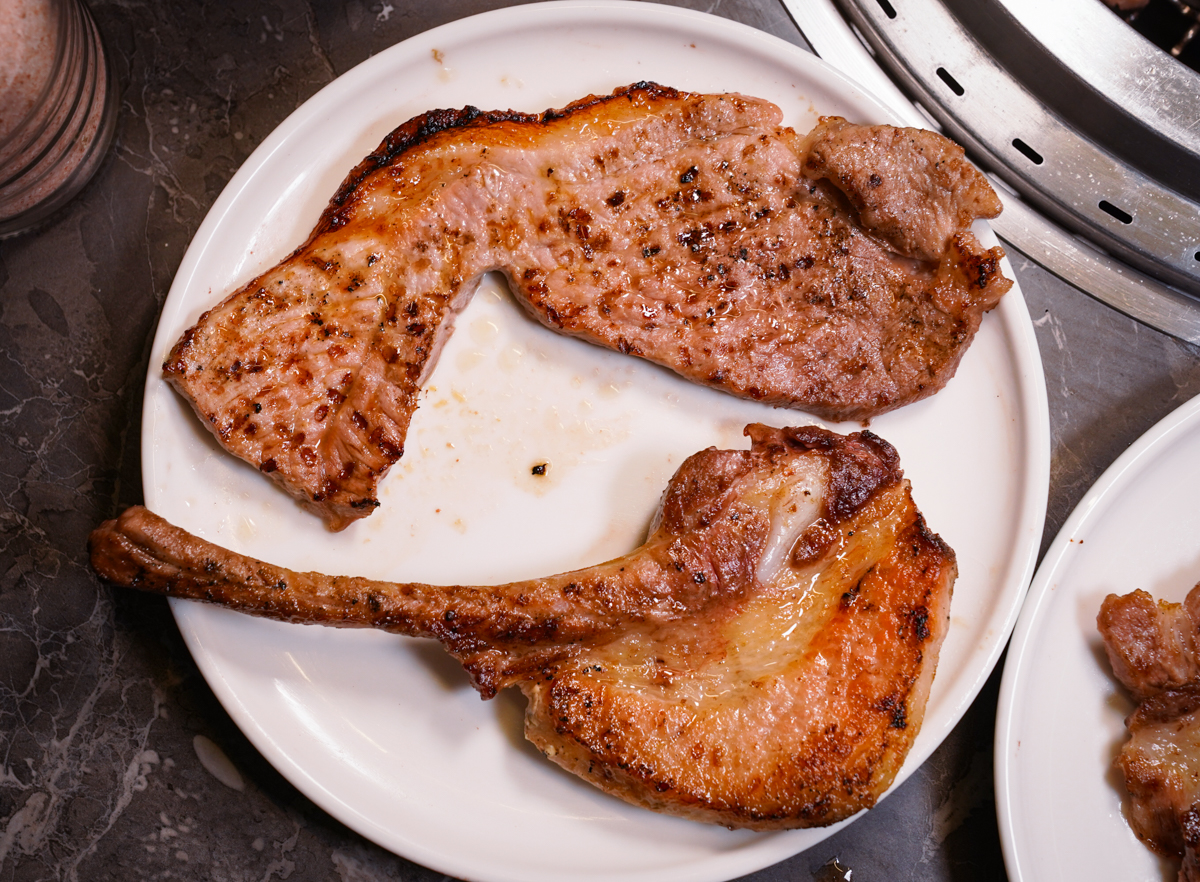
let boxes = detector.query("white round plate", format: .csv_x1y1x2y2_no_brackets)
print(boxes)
142,3,1049,880
997,393,1200,882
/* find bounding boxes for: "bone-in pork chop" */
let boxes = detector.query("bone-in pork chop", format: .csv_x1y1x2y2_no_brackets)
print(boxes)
90,424,955,829
163,82,1010,529
1099,584,1200,880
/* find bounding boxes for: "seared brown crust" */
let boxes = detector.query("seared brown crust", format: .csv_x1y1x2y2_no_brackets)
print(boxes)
747,423,902,522
89,424,953,829
1099,588,1200,702
1099,583,1200,876
164,83,1009,529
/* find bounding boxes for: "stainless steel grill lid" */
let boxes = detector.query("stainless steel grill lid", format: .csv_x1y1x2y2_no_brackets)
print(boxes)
784,0,1200,343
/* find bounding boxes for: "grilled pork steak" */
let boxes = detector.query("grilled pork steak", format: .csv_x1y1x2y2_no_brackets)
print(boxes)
1099,585,1200,880
165,82,1010,529
91,424,955,829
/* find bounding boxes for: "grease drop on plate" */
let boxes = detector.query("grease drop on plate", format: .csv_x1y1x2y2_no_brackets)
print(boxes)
815,857,853,881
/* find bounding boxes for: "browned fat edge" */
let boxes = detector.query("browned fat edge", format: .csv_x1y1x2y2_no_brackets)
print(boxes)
318,81,686,233
162,324,198,379
744,423,904,524
912,509,956,572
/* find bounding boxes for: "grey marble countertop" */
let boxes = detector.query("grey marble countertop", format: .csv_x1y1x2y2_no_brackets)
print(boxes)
3,1,1199,879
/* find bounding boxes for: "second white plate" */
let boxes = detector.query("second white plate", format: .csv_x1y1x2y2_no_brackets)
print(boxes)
143,3,1050,881
998,393,1200,882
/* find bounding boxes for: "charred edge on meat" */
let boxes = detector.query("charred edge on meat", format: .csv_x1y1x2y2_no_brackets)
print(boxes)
320,82,684,234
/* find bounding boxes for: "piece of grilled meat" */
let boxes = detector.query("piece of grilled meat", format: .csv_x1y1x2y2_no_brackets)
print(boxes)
90,424,955,829
164,82,1010,529
1099,584,1200,880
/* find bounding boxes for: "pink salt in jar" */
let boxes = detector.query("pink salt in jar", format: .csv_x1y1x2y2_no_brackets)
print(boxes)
0,0,117,237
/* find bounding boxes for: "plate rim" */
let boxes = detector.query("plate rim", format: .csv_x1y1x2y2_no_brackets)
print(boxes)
142,2,1051,879
995,391,1200,882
